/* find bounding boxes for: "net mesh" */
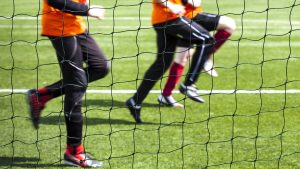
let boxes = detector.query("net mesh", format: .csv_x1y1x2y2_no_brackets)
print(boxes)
0,0,300,168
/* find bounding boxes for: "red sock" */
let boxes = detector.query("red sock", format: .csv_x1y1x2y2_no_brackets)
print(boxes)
162,62,184,96
213,30,231,53
66,144,84,155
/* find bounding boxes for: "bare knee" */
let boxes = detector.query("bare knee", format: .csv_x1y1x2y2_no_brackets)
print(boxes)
217,16,236,33
174,47,195,66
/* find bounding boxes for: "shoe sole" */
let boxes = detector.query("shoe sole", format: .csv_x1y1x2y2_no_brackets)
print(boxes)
187,95,205,103
64,160,81,167
126,99,143,124
64,152,104,168
64,160,104,168
179,87,205,103
157,98,184,108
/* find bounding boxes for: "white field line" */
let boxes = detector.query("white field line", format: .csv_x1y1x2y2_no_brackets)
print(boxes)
1,89,300,94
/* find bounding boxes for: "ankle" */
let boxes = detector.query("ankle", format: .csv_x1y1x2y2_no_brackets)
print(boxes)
66,144,84,155
37,88,52,103
162,91,172,97
37,88,48,94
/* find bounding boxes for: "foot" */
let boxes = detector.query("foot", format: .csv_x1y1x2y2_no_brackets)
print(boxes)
26,89,48,129
157,94,184,108
125,98,142,124
203,59,218,77
64,147,103,168
179,83,205,103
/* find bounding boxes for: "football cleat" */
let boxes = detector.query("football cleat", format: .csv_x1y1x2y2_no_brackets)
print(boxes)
179,83,205,103
203,58,218,77
125,98,142,124
27,89,47,129
64,150,103,168
157,94,184,108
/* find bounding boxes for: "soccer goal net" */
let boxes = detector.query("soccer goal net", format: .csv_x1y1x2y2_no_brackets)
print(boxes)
0,0,300,168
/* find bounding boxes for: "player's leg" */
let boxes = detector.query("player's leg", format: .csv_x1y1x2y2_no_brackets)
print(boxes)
133,27,177,103
126,24,178,123
213,15,236,52
49,36,86,146
27,33,111,125
37,33,110,98
146,16,213,103
26,87,52,128
49,36,102,168
192,13,220,77
64,143,103,167
159,45,195,108
206,15,236,76
77,33,110,82
170,17,214,102
27,33,110,129
147,16,213,103
193,13,236,77
192,13,236,44
27,36,97,166
26,37,73,129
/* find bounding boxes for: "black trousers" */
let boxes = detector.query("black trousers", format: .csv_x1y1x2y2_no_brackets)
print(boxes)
133,16,214,104
46,33,110,146
177,13,221,47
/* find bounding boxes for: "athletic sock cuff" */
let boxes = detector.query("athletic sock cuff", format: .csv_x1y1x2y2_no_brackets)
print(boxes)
66,144,84,155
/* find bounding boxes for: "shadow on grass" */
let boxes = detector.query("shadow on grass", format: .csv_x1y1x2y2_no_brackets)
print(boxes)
83,99,159,108
40,99,178,126
0,156,64,168
40,116,179,126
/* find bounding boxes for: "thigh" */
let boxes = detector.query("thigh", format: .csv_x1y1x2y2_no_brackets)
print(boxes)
49,36,87,86
49,36,83,65
77,33,108,68
154,25,178,54
165,17,212,44
154,25,178,66
192,13,221,32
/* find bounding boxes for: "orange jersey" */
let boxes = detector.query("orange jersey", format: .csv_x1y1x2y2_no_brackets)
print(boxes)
151,0,183,25
184,4,202,19
42,0,87,36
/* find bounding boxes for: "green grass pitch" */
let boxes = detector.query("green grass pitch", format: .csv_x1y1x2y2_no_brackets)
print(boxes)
1,0,300,168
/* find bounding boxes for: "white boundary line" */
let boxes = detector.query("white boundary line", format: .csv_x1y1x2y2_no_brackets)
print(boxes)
1,89,300,94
